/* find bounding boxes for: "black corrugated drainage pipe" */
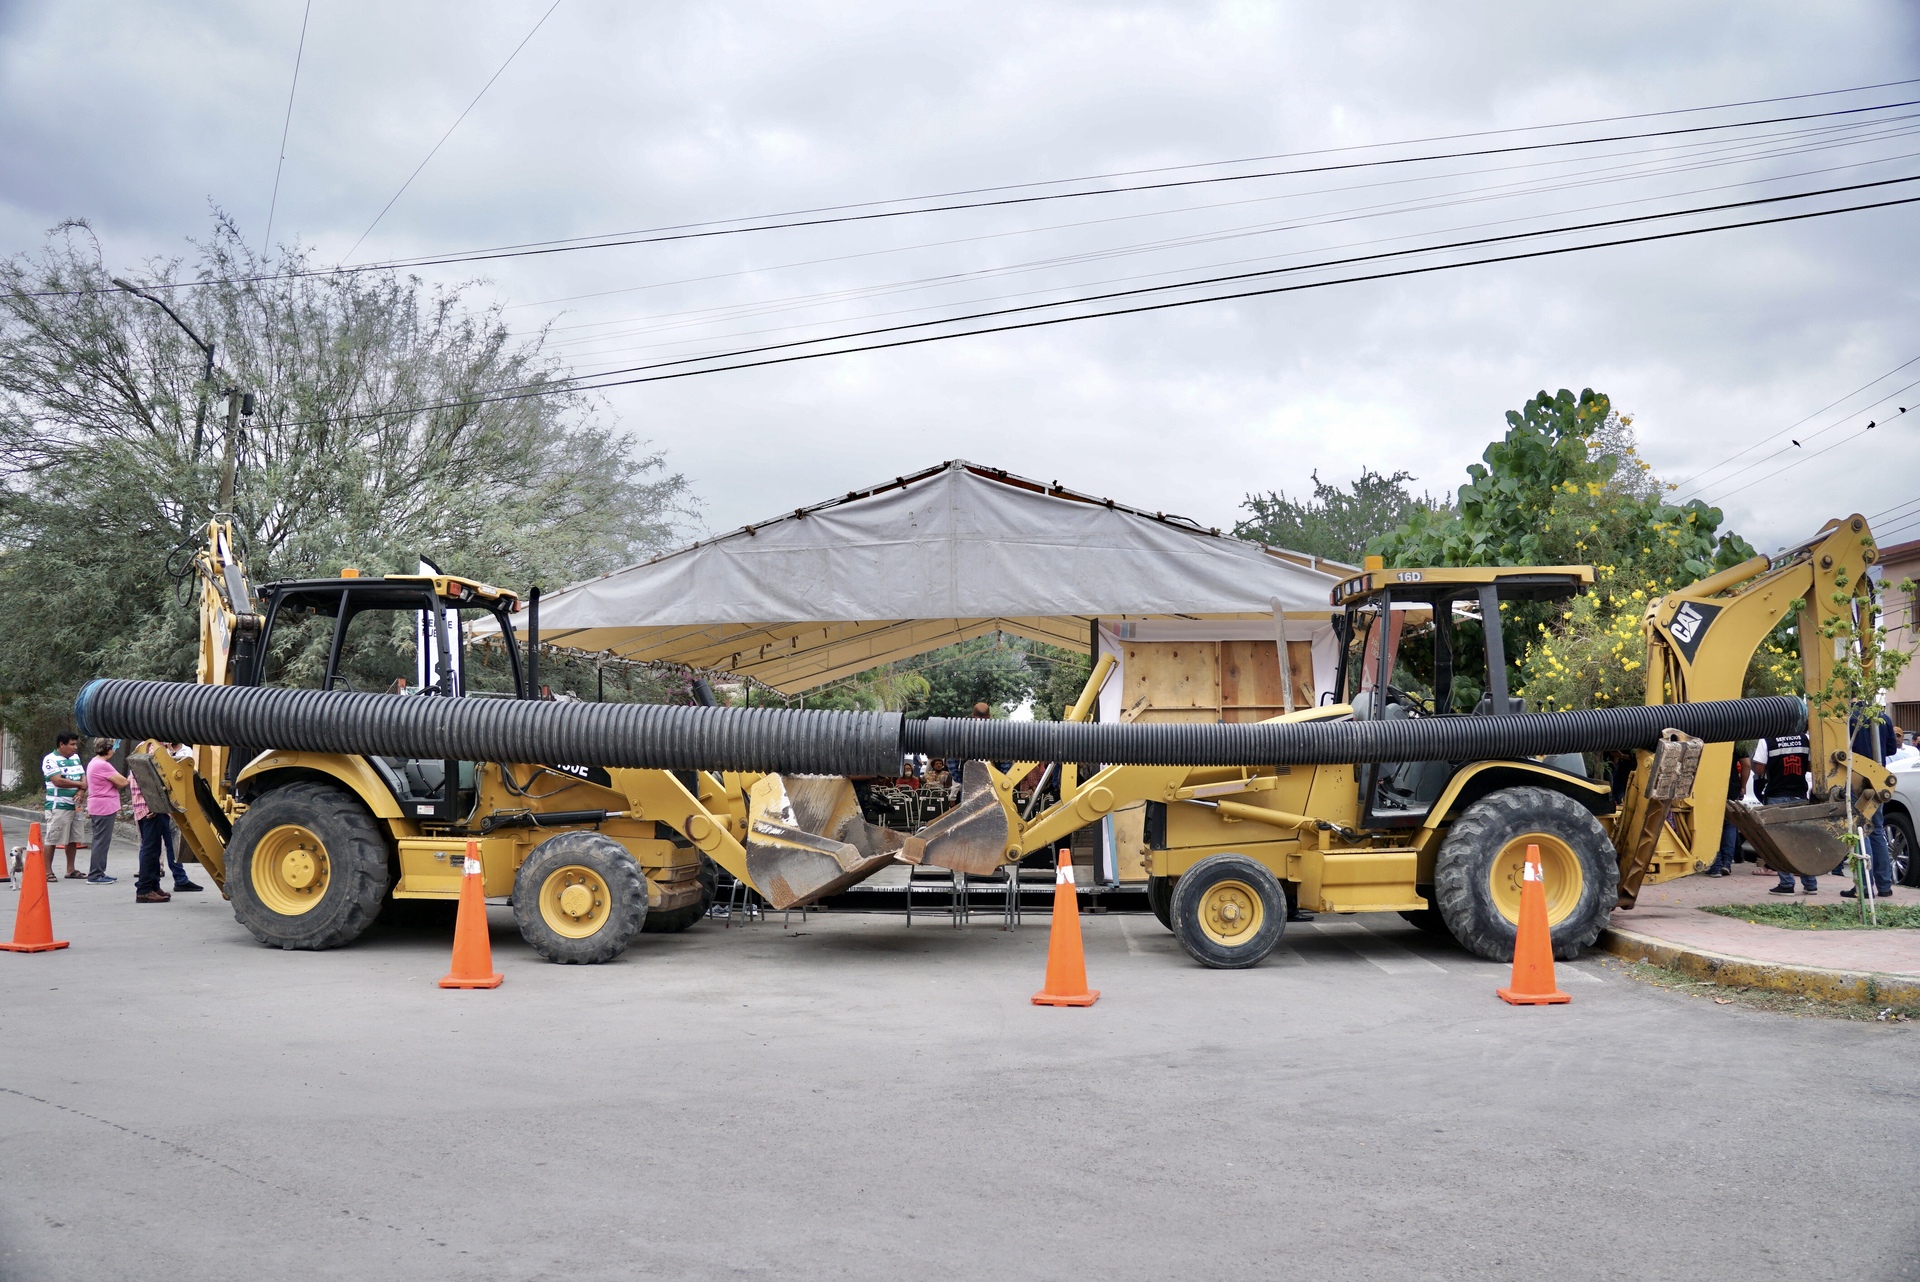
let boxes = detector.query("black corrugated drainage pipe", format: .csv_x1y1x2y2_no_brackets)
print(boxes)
78,678,1803,775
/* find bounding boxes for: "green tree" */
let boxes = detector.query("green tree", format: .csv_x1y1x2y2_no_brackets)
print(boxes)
1235,468,1440,564
902,636,1037,718
1369,388,1760,710
0,217,690,753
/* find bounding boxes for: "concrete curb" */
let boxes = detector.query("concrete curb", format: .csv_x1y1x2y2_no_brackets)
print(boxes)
1598,926,1920,1007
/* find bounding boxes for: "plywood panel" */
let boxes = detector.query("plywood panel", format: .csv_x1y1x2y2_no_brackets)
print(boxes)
1110,803,1149,883
1219,639,1316,721
1123,642,1220,718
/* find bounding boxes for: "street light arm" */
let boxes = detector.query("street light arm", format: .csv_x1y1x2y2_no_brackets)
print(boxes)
110,276,216,379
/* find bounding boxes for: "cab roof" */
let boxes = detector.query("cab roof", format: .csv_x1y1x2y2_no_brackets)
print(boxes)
259,573,519,615
1331,563,1594,608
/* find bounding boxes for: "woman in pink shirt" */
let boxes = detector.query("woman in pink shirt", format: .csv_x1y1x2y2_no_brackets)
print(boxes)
82,739,127,885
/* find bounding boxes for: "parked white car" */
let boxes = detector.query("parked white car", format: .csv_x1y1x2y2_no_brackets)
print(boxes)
1887,761,1918,886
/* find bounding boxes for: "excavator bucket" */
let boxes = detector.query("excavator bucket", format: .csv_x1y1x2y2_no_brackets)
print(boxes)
743,775,922,910
915,761,1015,876
1725,799,1854,878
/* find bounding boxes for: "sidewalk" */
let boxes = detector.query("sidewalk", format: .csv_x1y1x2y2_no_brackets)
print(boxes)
1601,862,1920,1004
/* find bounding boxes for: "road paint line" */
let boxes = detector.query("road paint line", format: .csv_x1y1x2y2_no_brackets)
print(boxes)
1558,966,1605,984
1116,915,1176,956
1305,920,1448,974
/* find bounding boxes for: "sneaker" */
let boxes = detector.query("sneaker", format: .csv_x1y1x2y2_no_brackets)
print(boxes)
85,874,116,885
1768,884,1798,894
1704,866,1731,877
135,889,171,903
172,881,204,893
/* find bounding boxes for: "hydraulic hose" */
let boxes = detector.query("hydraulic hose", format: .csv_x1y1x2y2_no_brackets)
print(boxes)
78,678,1803,774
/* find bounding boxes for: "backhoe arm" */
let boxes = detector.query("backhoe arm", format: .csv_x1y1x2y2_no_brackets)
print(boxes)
1620,514,1894,885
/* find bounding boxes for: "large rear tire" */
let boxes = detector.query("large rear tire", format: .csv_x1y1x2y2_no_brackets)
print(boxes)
1434,786,1617,962
512,831,647,964
1147,875,1175,931
1169,854,1286,969
227,781,390,951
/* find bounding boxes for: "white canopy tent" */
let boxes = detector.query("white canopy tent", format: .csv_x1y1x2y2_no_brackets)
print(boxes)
496,460,1352,696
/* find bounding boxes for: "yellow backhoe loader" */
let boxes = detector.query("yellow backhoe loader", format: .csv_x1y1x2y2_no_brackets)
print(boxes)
132,522,910,962
912,514,1895,968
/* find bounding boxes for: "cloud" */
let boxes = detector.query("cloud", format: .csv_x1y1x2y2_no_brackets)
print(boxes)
4,0,1918,554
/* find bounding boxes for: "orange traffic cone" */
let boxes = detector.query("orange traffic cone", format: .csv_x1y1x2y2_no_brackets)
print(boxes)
1497,843,1568,1006
439,841,503,989
1,823,69,954
1031,849,1099,1007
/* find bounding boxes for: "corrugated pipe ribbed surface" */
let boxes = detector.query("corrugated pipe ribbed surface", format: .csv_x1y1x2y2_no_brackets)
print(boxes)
75,679,906,777
77,679,1803,773
901,696,1805,765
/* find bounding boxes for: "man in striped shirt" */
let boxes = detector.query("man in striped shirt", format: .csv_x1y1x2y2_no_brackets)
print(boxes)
40,733,86,880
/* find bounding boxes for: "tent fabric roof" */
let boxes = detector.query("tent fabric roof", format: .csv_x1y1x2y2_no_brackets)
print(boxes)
506,460,1351,693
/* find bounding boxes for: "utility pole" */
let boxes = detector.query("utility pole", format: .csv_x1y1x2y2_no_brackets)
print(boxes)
215,388,255,516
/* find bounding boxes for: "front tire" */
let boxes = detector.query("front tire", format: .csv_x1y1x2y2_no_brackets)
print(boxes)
1434,786,1617,962
227,782,390,950
1169,854,1286,969
512,831,647,964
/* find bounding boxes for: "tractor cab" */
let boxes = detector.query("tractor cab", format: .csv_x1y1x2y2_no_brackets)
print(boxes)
232,571,527,825
1329,560,1596,828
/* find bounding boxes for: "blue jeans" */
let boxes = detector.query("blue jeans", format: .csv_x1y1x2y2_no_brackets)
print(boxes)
156,818,194,886
1767,795,1817,890
1710,813,1740,872
136,815,168,894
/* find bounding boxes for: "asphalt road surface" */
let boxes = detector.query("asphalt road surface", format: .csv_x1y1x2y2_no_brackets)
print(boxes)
0,815,1913,1282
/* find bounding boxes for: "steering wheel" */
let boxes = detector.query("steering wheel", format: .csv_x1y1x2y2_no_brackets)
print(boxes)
1385,684,1432,714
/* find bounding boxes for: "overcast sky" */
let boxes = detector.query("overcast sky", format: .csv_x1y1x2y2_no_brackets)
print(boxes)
4,0,1919,558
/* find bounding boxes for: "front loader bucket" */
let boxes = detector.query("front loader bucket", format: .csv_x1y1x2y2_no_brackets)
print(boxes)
743,775,920,910
1725,799,1852,878
915,761,1015,876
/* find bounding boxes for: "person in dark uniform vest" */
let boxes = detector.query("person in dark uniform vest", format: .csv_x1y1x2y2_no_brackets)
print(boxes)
1754,730,1816,894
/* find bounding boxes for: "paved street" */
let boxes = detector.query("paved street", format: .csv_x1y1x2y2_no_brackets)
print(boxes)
1,816,1915,1282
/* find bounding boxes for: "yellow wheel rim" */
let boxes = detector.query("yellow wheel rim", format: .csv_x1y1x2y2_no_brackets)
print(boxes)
1196,878,1265,947
251,824,331,916
1488,832,1583,927
539,865,611,939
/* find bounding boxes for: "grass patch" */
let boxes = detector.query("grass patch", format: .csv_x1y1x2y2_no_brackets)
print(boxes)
1699,901,1920,930
1613,959,1919,1022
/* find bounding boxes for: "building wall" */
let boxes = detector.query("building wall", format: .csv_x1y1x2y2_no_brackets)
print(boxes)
1880,540,1920,732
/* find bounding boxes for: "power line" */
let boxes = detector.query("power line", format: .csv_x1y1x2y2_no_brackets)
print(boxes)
328,95,1920,274
1670,353,1920,493
29,91,1920,299
261,0,314,257
286,183,1920,426
341,0,563,262
1685,378,1920,503
1869,494,1920,520
1706,405,1913,505
320,80,1920,273
532,175,1920,390
541,128,1920,363
512,108,1920,319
